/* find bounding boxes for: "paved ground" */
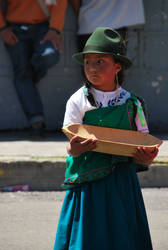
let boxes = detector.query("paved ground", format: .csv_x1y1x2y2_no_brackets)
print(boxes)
0,188,168,250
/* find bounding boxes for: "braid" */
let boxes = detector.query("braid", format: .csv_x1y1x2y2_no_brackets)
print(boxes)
83,79,97,107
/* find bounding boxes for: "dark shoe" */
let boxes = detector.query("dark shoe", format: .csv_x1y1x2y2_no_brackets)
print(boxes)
30,121,46,139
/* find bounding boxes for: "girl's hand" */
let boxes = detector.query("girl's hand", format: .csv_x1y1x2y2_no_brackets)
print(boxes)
67,135,98,157
133,146,159,165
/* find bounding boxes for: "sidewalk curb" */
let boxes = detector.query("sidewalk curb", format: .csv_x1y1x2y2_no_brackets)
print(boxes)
0,160,66,191
0,159,168,190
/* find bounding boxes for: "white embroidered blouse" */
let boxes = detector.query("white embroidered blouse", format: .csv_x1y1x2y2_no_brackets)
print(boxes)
63,86,149,133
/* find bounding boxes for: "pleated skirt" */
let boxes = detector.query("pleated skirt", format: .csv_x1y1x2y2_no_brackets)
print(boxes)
54,163,153,250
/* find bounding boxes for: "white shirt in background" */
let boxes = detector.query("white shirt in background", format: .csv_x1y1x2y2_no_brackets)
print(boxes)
78,0,145,34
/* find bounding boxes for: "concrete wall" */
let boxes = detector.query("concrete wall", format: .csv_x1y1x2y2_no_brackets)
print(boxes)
0,1,167,131
126,0,168,132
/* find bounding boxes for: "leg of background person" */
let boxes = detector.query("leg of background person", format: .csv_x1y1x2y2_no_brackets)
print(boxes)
77,34,91,51
77,34,90,80
31,23,60,85
5,35,45,133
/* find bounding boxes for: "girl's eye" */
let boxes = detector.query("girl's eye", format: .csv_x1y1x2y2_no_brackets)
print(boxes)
84,59,104,65
97,59,103,64
84,60,89,65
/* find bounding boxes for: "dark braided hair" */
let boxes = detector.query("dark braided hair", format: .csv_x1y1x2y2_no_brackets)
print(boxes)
83,78,98,107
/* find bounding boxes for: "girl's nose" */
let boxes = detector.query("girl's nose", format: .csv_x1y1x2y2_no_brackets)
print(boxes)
88,62,97,71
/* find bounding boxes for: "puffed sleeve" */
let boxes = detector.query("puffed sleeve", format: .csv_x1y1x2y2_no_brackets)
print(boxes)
63,98,83,127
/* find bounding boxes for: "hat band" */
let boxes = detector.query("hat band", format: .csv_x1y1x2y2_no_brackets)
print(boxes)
83,44,124,56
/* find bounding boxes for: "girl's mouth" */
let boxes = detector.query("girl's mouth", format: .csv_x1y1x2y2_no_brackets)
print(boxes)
89,74,99,78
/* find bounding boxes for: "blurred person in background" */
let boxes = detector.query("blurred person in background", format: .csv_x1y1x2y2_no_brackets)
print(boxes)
0,0,67,138
69,0,145,52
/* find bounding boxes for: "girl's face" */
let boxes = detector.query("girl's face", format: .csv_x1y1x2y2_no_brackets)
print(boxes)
84,53,122,91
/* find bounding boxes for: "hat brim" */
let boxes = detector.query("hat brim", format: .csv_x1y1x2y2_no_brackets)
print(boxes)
72,51,132,69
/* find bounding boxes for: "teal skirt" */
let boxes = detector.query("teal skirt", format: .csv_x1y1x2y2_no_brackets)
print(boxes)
54,163,153,250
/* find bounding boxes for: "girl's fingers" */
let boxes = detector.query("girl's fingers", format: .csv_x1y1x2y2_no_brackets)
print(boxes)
68,136,97,156
133,146,159,165
85,140,97,149
81,138,97,146
81,139,97,152
79,139,97,154
70,136,97,146
152,147,159,156
70,135,80,144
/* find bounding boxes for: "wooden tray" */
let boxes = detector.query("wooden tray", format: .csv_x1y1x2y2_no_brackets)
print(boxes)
62,123,162,157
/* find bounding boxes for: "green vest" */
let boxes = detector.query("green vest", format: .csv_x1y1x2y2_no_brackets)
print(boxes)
62,94,146,189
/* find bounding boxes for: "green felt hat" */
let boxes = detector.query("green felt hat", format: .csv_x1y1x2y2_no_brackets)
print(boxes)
73,27,132,69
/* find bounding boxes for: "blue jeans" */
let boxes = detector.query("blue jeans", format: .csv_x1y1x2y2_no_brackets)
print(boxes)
5,22,60,123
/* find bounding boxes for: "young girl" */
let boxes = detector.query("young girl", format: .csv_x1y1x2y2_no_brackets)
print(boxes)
54,27,158,250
